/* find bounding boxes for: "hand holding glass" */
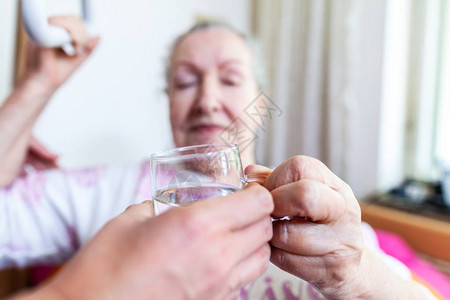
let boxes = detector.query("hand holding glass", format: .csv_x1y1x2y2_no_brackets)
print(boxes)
150,144,264,215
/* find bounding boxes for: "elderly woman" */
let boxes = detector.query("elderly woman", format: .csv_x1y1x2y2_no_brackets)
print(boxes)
0,17,438,300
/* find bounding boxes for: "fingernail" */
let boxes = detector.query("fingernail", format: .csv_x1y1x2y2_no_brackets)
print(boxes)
244,164,255,174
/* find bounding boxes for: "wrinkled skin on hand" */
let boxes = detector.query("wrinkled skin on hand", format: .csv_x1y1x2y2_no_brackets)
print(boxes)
246,156,365,299
45,184,274,300
21,16,100,92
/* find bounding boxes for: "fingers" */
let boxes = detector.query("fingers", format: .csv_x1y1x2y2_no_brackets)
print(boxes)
245,164,272,174
49,16,90,47
212,219,271,295
29,136,58,160
270,246,320,282
23,153,58,171
25,136,60,170
27,154,51,170
271,179,345,221
73,36,100,57
48,16,100,56
28,137,59,169
194,184,273,231
227,244,270,293
244,164,272,185
83,36,101,55
227,216,272,261
270,219,342,255
264,156,346,193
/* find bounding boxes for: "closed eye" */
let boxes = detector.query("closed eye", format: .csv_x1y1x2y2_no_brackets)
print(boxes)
221,77,241,87
173,75,198,90
222,79,238,86
220,68,243,87
175,80,197,89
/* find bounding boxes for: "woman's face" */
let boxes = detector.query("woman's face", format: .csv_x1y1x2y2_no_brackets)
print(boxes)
167,28,259,148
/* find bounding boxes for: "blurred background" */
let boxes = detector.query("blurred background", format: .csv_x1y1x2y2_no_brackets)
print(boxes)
0,0,449,296
0,0,448,199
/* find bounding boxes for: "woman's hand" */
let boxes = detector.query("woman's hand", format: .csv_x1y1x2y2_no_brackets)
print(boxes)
19,16,99,94
247,158,365,298
31,184,273,300
19,137,59,176
261,156,364,299
246,158,435,300
0,16,99,187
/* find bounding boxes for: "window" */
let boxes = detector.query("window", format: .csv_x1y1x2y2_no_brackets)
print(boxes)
434,0,450,168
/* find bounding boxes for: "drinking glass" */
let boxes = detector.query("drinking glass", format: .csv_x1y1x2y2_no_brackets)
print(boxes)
150,144,263,215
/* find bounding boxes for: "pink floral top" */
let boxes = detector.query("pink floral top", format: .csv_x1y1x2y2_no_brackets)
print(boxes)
0,162,151,268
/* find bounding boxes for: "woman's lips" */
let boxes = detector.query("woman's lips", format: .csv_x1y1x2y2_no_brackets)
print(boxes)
190,124,226,134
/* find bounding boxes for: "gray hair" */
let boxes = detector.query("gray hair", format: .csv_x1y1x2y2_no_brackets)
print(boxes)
165,21,267,91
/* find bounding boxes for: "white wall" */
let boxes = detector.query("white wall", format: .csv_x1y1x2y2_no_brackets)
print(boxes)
4,0,251,168
0,0,18,102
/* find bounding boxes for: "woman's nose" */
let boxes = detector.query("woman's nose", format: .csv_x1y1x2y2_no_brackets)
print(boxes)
195,76,221,114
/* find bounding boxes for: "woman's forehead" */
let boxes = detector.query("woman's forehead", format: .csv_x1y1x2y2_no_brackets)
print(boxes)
171,28,253,68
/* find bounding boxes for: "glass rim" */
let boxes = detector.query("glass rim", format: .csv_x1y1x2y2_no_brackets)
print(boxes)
150,143,239,161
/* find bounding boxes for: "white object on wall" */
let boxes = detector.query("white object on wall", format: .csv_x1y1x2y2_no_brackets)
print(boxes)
21,0,98,55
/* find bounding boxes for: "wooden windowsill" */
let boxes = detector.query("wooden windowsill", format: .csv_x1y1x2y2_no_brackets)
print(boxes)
361,203,450,263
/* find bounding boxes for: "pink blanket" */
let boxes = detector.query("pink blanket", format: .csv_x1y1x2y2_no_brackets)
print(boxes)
375,229,450,299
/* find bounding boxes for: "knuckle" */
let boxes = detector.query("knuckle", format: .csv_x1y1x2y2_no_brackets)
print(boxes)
274,221,290,246
296,181,318,214
259,188,274,212
342,182,354,196
248,184,273,212
289,155,310,180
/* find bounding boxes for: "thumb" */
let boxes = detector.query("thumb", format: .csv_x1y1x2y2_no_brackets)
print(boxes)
124,201,155,220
